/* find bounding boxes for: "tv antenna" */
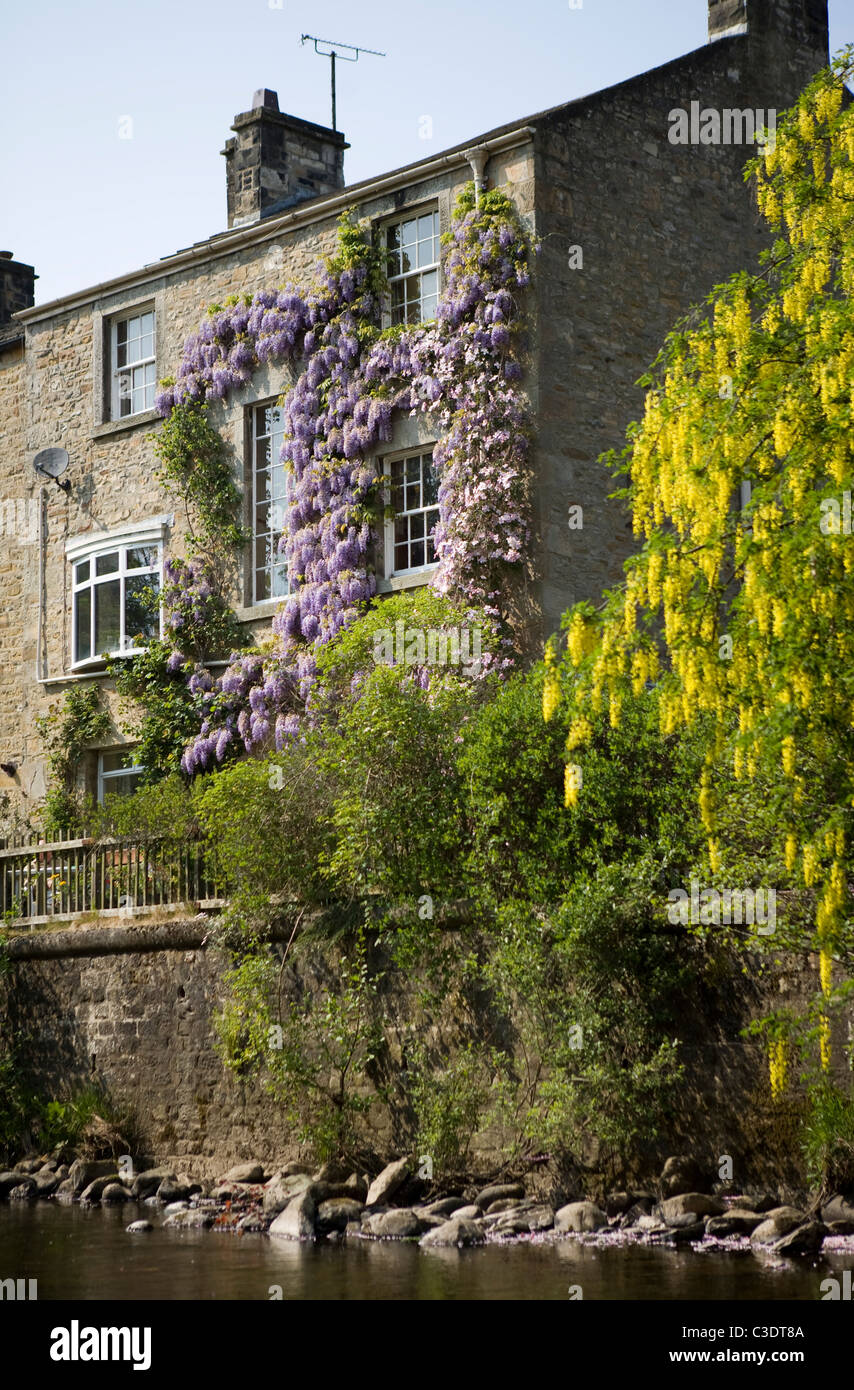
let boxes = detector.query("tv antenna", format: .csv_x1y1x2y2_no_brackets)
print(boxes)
300,34,386,132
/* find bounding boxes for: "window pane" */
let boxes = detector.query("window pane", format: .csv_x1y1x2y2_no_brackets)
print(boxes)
101,749,139,774
140,311,154,337
423,461,439,505
394,516,408,545
95,579,121,653
126,545,158,569
417,213,433,244
409,512,425,540
410,539,425,568
96,552,119,576
125,573,158,645
255,568,271,601
74,589,91,662
271,564,289,598
255,501,271,534
75,559,90,585
395,543,409,571
101,771,143,801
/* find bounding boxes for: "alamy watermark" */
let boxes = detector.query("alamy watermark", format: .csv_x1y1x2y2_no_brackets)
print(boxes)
667,878,776,934
668,103,776,150
373,622,483,676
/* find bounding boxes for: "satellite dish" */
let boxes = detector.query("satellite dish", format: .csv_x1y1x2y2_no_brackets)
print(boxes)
33,447,70,492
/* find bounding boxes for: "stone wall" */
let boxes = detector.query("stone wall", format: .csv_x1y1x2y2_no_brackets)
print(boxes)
2,919,851,1183
531,22,827,638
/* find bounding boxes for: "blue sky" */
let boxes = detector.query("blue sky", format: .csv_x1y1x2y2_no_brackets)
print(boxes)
3,0,854,305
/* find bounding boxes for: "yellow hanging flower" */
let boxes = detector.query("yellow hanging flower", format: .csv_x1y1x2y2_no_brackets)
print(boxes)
769,1037,788,1099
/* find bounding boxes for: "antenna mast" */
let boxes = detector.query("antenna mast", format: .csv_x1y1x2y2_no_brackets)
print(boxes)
300,34,386,131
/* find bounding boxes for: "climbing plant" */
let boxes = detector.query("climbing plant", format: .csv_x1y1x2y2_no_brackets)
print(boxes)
153,187,535,773
36,687,111,833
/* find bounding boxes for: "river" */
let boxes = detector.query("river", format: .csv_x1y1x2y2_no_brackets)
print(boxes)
1,1204,848,1300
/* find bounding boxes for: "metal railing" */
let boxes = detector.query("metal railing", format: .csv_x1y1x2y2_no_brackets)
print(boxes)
0,831,221,927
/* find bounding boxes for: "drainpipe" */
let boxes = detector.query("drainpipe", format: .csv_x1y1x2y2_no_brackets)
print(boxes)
465,146,489,204
36,485,46,680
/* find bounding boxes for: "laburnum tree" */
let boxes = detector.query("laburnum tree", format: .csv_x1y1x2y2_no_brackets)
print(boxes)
546,52,854,1077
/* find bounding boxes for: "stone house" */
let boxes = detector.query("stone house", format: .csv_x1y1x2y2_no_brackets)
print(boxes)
0,0,831,825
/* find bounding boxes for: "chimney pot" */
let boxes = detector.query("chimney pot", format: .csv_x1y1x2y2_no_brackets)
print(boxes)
252,88,280,112
221,93,348,228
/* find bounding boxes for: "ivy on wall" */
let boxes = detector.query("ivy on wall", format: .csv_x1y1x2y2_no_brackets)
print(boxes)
153,184,536,772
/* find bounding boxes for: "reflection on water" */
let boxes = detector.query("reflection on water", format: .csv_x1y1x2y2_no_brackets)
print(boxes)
0,1204,844,1301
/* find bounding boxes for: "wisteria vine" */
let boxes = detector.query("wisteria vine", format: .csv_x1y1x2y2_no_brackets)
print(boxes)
153,185,536,772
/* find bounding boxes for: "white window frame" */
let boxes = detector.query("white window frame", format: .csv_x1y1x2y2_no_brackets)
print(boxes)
97,748,146,804
110,306,156,420
66,516,170,670
251,402,290,605
384,207,441,327
383,447,440,579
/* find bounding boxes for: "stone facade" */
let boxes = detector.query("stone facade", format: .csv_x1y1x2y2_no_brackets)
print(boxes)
0,0,830,826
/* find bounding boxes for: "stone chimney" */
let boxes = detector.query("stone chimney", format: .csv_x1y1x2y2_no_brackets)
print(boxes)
708,0,829,60
0,252,36,326
221,89,348,229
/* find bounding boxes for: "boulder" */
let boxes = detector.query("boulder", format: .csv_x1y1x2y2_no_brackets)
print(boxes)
649,1220,706,1245
706,1211,764,1236
80,1175,120,1205
279,1161,313,1178
316,1198,364,1235
485,1198,521,1214
827,1220,854,1236
163,1201,189,1215
660,1155,711,1197
269,1191,316,1241
162,1208,215,1229
772,1221,827,1257
263,1172,312,1216
364,1209,426,1239
9,1181,36,1201
210,1184,239,1202
32,1173,59,1198
493,1204,555,1235
67,1159,119,1197
423,1196,468,1218
448,1204,482,1221
659,1193,723,1227
100,1183,131,1204
126,1220,153,1233
312,1160,351,1184
820,1195,854,1226
53,1179,75,1204
555,1201,609,1233
131,1168,176,1200
605,1191,635,1217
364,1156,412,1208
15,1158,43,1174
750,1207,807,1245
156,1178,191,1204
222,1163,265,1184
342,1173,369,1202
474,1182,525,1209
419,1218,485,1249
730,1193,777,1214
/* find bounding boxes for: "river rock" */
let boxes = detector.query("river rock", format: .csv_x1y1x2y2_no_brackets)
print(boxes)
269,1191,316,1241
419,1217,485,1248
423,1196,468,1218
32,1172,59,1197
54,1165,69,1181
163,1201,189,1215
53,1179,75,1204
730,1193,777,1214
80,1175,120,1205
15,1158,43,1174
649,1220,706,1245
222,1163,265,1184
100,1183,131,1204
342,1173,369,1202
706,1211,764,1236
131,1167,176,1199
263,1172,312,1216
606,1191,635,1216
9,1181,36,1201
126,1220,152,1233
493,1204,555,1235
38,1159,58,1174
67,1159,118,1197
312,1160,351,1184
827,1220,854,1236
365,1156,412,1208
750,1207,807,1244
772,1221,827,1257
279,1161,313,1178
316,1198,364,1234
157,1178,191,1204
660,1155,711,1197
364,1208,426,1238
659,1193,723,1227
162,1207,215,1229
449,1204,483,1221
474,1182,525,1209
485,1198,522,1214
821,1195,854,1225
555,1201,609,1233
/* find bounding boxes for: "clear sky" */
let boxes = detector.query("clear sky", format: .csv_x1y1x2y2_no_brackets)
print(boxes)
3,0,854,305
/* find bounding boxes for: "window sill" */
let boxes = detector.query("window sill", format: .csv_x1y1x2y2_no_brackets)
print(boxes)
92,409,161,440
235,599,287,623
377,567,438,594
